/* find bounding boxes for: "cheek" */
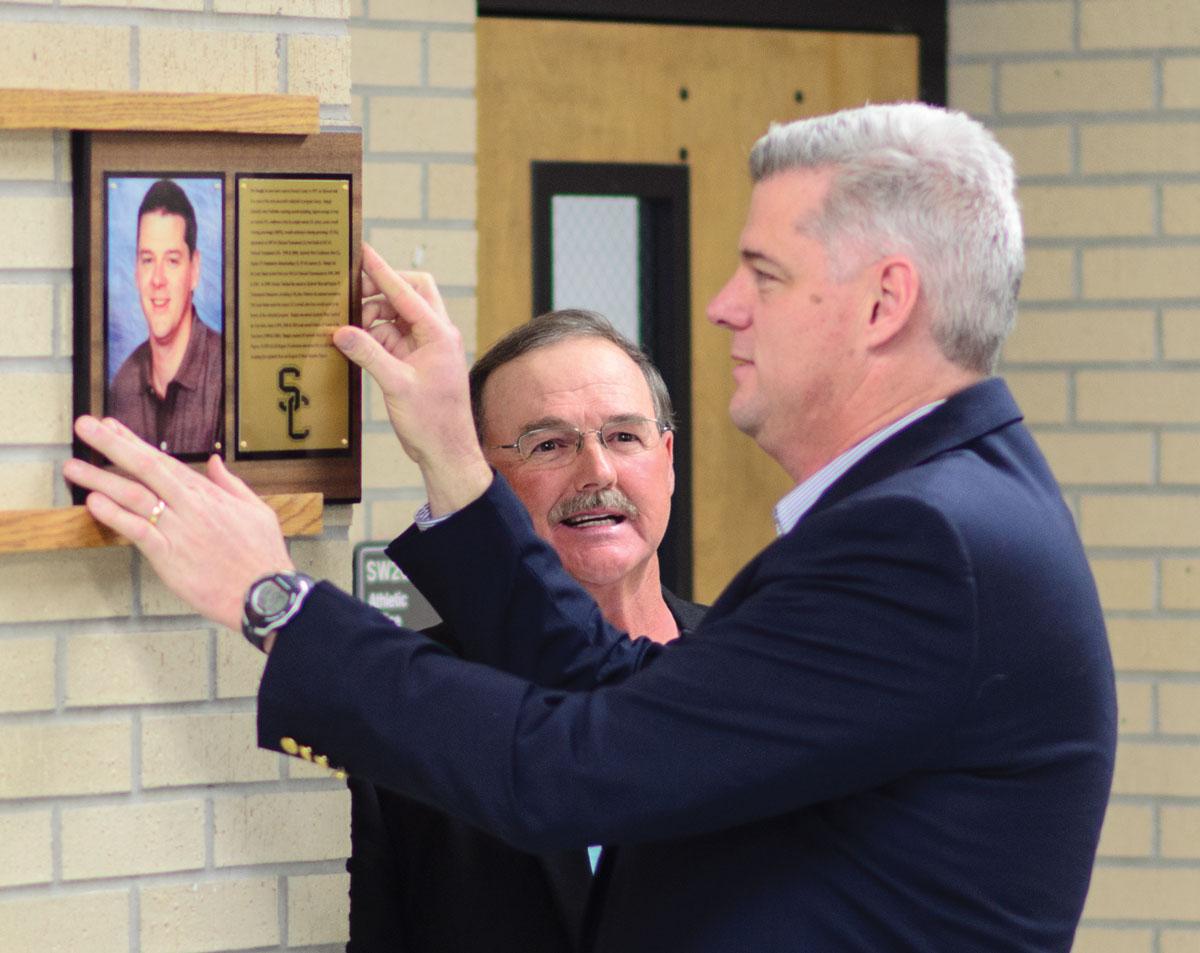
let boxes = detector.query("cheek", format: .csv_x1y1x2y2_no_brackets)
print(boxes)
624,464,673,521
497,467,559,535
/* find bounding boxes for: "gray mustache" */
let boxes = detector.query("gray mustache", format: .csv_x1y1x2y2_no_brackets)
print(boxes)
550,488,639,524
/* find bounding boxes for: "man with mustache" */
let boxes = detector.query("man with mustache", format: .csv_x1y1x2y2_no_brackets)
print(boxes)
349,310,703,952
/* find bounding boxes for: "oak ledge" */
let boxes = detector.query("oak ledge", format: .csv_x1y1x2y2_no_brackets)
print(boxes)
0,493,324,554
0,88,319,134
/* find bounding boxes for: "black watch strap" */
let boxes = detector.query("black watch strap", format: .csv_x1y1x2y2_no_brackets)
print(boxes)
241,571,315,652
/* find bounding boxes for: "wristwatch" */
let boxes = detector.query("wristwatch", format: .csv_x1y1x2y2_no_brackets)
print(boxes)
241,571,315,651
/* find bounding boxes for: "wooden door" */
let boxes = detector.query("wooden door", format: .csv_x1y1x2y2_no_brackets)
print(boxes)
478,18,919,602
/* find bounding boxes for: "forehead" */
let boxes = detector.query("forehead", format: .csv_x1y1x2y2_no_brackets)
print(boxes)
742,168,832,246
481,337,656,436
137,210,188,249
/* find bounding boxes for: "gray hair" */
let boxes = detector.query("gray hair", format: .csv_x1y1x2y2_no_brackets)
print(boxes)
468,309,675,440
750,102,1023,373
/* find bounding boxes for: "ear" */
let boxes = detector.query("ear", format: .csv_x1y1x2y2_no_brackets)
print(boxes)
662,428,676,496
864,255,919,350
189,248,202,293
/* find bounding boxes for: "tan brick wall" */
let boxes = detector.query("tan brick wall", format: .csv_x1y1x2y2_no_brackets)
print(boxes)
954,1,1200,946
351,0,477,553
61,800,206,880
289,872,352,945
0,3,363,951
0,891,130,953
141,877,279,953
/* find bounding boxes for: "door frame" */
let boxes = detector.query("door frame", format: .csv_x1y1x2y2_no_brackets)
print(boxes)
530,160,693,595
477,0,946,105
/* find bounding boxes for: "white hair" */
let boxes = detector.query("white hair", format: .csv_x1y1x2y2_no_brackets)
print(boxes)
750,102,1023,373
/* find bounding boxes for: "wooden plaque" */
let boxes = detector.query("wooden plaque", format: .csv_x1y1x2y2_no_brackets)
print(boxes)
71,130,362,503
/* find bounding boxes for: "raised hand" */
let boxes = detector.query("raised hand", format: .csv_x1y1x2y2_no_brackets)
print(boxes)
337,242,492,516
63,416,293,633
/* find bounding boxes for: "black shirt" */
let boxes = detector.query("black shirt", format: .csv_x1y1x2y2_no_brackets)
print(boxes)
108,313,223,456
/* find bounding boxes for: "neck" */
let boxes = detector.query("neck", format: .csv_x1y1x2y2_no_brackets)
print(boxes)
585,556,679,644
780,362,983,485
149,310,194,398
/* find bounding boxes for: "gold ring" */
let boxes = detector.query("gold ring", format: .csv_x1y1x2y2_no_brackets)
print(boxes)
148,499,167,526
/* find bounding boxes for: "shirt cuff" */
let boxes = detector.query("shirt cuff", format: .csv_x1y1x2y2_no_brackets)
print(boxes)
413,502,454,531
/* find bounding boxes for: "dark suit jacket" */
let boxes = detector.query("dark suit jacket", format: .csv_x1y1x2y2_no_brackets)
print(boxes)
346,591,706,953
259,378,1117,953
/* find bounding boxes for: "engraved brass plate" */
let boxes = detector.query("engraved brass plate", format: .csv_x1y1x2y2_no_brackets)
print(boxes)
236,175,351,454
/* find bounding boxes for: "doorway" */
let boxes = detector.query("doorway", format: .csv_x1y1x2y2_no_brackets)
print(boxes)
478,15,922,601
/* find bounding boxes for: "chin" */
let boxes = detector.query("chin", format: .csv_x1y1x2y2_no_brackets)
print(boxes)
563,554,646,589
728,402,760,439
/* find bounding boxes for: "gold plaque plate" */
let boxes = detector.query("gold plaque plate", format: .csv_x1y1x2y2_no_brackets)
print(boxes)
236,175,351,455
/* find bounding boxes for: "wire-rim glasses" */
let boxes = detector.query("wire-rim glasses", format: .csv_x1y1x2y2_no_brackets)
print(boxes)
496,416,672,470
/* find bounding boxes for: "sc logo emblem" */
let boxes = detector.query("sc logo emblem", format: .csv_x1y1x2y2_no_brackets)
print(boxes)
277,365,310,440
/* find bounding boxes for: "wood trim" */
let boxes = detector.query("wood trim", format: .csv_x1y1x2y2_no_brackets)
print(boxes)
477,1,946,105
0,89,319,134
0,493,323,554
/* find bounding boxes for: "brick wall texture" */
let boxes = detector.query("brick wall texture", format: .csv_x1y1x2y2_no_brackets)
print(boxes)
0,0,474,950
3,0,1195,949
951,1,1200,949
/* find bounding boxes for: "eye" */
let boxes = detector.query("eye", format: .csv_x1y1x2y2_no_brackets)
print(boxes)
525,432,575,455
608,429,642,445
602,421,655,451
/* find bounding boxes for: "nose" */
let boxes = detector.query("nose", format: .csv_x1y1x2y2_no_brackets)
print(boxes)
151,259,167,287
706,269,751,330
572,431,618,491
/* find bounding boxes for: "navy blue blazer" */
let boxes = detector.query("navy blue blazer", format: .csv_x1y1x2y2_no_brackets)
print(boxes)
259,378,1116,953
346,591,706,953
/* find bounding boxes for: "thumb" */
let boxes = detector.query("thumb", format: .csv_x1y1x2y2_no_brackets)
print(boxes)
333,326,377,366
206,454,261,505
334,325,411,392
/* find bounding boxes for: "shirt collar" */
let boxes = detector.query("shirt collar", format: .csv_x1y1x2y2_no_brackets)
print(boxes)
772,400,945,536
142,310,209,395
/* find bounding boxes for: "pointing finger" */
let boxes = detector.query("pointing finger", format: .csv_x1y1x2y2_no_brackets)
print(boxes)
361,243,453,346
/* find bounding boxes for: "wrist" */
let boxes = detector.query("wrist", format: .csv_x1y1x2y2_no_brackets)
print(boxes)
242,571,315,653
422,456,493,519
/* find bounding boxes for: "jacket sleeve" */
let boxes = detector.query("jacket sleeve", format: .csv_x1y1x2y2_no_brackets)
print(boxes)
345,778,407,953
258,484,977,853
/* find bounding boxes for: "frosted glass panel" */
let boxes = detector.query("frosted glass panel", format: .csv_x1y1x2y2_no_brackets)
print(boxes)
551,194,640,343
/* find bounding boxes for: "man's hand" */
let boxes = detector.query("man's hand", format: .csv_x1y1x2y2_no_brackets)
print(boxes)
63,416,294,633
337,242,492,516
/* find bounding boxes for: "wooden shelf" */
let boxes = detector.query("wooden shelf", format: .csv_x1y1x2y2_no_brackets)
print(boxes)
0,88,319,134
0,87,327,554
0,493,324,554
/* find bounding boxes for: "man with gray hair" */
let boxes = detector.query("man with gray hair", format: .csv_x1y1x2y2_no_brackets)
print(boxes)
68,102,1116,953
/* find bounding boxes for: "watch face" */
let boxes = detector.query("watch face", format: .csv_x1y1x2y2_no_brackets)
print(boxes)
254,578,291,617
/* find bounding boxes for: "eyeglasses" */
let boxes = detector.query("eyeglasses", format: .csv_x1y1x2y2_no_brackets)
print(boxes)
496,416,672,469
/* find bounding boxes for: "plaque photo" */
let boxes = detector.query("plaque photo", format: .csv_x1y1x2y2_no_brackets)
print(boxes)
73,130,362,503
105,174,225,461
